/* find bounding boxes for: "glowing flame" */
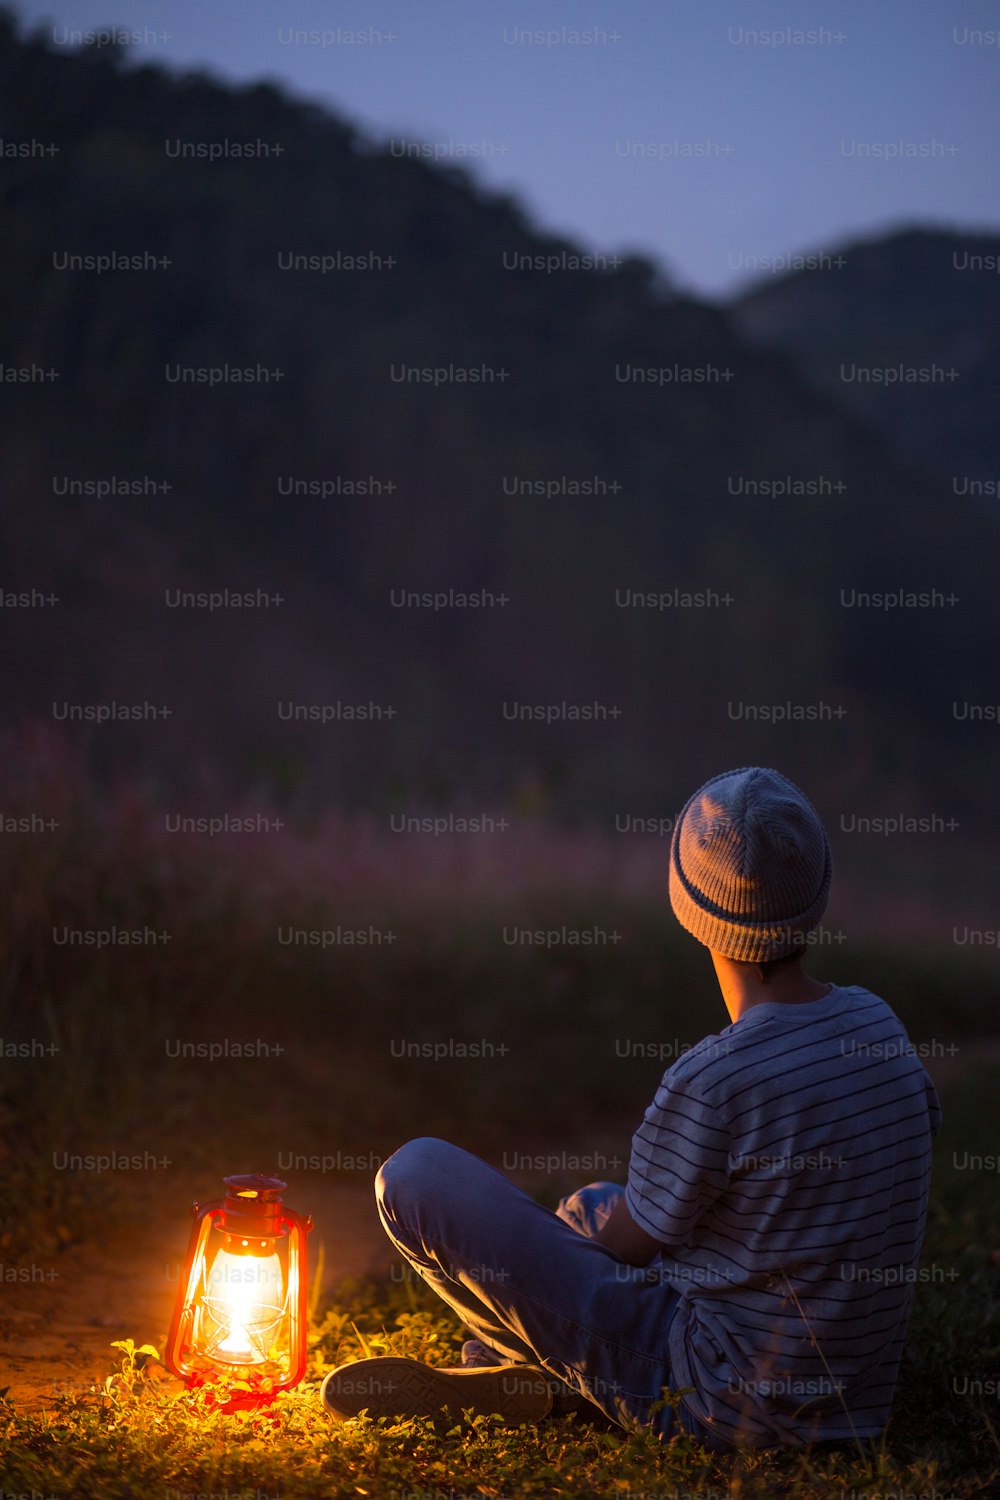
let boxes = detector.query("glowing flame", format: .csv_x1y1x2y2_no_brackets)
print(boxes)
203,1245,285,1364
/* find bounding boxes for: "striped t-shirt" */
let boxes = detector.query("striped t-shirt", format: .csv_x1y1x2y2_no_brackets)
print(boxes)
626,984,941,1448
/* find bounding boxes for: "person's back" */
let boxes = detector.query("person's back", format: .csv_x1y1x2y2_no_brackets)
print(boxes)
322,764,941,1452
628,981,941,1446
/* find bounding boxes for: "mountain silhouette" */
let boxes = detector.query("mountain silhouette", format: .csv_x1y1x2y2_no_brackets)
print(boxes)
1,11,997,853
731,225,1000,492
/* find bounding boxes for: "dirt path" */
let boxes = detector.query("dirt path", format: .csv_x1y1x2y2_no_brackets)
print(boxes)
1,1180,394,1412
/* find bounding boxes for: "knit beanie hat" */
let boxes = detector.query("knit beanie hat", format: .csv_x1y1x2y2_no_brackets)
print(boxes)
668,766,832,961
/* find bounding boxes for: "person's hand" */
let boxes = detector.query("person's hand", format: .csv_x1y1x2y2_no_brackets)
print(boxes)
594,1194,664,1266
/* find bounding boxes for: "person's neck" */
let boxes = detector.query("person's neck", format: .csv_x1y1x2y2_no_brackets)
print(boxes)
711,951,833,1025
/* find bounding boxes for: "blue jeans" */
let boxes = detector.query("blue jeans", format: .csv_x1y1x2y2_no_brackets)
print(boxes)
375,1136,712,1440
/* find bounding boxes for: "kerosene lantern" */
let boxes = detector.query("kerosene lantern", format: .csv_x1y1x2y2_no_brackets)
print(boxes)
164,1174,312,1391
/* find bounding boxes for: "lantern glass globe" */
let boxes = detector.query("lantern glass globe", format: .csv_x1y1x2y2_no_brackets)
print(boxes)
202,1246,285,1364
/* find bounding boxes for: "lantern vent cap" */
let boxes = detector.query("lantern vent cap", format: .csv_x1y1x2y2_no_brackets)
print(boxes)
223,1173,287,1200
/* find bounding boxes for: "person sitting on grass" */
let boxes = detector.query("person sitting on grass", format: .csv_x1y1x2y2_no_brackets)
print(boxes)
322,765,942,1449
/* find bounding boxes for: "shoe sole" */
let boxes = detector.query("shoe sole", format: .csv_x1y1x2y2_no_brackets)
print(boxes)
321,1356,553,1424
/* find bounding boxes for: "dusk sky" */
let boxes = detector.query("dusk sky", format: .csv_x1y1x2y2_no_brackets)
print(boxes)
13,0,1000,296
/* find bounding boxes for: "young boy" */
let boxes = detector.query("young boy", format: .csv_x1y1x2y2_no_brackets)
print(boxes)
322,766,941,1448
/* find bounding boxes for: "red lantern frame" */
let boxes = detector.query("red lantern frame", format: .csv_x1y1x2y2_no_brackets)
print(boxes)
164,1173,312,1392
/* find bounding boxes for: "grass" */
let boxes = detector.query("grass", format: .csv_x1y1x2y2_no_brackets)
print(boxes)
1,738,999,1496
2,1188,998,1500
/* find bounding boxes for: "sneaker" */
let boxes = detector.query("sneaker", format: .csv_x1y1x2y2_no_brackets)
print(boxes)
458,1339,598,1417
321,1356,553,1424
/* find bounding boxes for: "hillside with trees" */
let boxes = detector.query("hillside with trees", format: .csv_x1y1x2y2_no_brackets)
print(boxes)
0,12,997,841
731,225,1000,490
